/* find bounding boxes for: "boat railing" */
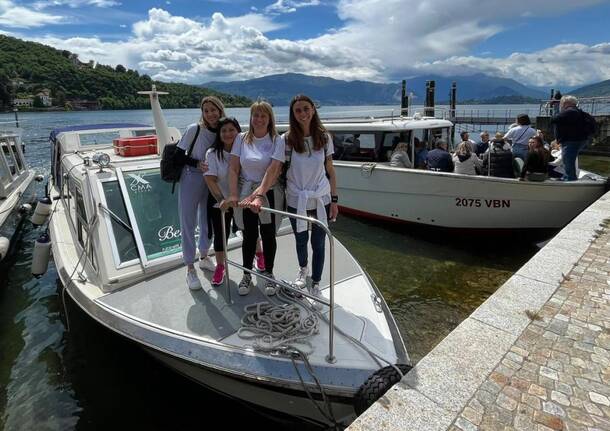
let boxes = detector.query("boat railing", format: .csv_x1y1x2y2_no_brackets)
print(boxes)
219,205,337,364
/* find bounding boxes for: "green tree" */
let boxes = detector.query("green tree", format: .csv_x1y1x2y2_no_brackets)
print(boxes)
33,95,44,108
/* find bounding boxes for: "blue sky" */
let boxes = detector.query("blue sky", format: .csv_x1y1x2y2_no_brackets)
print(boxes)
1,0,610,87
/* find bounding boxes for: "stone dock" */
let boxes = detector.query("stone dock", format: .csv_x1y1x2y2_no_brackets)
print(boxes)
349,191,610,431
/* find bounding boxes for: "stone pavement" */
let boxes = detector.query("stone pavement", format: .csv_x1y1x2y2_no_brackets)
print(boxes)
450,224,610,431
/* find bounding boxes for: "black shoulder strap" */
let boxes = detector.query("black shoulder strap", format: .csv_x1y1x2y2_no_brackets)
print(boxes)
186,125,200,156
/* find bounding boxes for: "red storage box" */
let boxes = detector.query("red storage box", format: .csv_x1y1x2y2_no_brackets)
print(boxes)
113,136,158,157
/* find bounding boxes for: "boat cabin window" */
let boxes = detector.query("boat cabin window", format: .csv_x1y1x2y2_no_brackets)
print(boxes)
79,132,122,147
381,132,411,162
113,167,183,266
332,133,377,161
101,180,139,265
1,137,21,175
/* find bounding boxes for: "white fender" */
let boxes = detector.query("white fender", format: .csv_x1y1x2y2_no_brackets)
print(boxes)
31,232,52,276
0,236,9,261
31,197,52,226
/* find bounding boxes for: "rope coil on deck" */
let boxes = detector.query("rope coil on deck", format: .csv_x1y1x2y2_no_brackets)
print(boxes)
237,297,319,355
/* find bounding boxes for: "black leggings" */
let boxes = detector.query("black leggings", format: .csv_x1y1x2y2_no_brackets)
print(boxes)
242,189,277,274
209,206,234,252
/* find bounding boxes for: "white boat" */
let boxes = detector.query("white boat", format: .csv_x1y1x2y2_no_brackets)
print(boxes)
0,125,39,261
281,114,607,230
45,88,410,426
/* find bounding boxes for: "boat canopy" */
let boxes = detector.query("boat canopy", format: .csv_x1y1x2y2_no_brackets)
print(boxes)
49,123,150,143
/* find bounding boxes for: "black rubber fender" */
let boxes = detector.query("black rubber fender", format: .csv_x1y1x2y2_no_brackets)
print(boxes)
354,364,413,415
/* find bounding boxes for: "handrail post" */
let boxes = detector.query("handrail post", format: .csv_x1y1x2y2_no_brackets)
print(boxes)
220,208,232,304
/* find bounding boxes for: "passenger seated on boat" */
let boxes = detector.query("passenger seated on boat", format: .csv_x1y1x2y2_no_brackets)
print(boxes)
475,131,491,156
519,136,550,182
481,133,514,178
414,138,428,169
389,142,412,168
426,140,453,172
548,140,579,179
452,142,482,175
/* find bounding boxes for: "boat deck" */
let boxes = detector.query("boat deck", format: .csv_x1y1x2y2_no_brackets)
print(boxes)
95,233,401,370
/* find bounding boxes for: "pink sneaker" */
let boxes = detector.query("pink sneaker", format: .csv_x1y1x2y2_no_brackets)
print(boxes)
255,252,266,272
211,264,225,286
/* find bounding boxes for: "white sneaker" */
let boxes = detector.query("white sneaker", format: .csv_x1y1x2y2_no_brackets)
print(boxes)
199,256,216,272
263,272,277,296
238,274,252,296
311,282,323,310
294,266,308,288
187,270,202,290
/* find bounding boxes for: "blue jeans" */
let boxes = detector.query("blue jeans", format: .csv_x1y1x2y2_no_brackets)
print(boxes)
287,205,329,283
512,145,528,161
561,140,588,181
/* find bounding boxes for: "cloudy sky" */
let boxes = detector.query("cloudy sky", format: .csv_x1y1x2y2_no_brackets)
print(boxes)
1,0,610,87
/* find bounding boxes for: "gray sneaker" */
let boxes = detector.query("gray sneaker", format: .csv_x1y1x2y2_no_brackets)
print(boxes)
311,282,323,310
294,266,308,289
238,273,252,296
263,272,277,296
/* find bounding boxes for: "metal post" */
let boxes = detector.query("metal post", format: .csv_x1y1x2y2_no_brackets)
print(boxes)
220,208,233,304
13,108,19,127
401,80,407,116
424,80,436,117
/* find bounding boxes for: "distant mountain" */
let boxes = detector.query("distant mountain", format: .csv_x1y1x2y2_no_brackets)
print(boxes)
572,79,610,97
202,73,547,106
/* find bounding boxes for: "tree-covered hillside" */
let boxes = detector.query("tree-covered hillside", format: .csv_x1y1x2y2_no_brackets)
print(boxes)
0,35,250,110
572,79,610,97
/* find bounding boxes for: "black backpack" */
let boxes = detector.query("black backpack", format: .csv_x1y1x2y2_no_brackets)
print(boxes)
581,110,597,138
160,125,200,192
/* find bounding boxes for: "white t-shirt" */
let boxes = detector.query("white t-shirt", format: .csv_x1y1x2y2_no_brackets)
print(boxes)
204,148,231,199
177,123,216,163
285,134,334,210
231,132,285,182
504,125,536,149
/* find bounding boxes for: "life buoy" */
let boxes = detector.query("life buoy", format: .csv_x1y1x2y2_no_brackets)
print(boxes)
354,364,412,415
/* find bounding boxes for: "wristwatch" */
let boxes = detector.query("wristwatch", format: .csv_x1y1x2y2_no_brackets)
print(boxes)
331,195,339,203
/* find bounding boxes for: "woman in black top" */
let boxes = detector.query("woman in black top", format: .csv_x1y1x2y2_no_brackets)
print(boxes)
520,136,550,181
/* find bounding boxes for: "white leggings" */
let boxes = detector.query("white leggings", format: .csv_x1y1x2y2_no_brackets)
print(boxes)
179,166,209,265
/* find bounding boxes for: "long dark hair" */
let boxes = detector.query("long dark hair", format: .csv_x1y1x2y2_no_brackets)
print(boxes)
286,94,327,153
212,117,241,161
529,135,549,163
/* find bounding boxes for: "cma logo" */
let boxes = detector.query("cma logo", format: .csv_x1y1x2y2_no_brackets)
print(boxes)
128,174,152,193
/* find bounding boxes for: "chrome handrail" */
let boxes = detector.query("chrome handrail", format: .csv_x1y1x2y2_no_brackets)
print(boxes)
219,205,337,363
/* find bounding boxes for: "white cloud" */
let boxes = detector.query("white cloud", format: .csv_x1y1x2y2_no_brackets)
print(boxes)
265,0,320,14
0,0,63,27
10,1,610,87
412,43,610,87
33,0,121,8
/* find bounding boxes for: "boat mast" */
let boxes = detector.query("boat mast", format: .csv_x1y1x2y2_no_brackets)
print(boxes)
138,85,173,153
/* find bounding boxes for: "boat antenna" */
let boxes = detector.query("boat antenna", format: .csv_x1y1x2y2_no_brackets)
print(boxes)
138,85,171,154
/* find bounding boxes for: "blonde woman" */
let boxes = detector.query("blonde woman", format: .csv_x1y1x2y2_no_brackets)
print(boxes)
452,141,482,175
225,101,285,296
389,142,412,168
176,96,225,290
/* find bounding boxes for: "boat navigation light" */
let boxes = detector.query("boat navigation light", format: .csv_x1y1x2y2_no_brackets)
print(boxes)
92,152,111,172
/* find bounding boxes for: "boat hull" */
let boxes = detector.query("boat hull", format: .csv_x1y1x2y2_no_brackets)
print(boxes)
0,170,37,260
334,162,607,229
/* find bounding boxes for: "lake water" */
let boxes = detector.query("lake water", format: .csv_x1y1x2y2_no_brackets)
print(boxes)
0,106,607,430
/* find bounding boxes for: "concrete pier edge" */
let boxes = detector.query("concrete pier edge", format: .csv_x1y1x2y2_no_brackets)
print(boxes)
348,190,610,431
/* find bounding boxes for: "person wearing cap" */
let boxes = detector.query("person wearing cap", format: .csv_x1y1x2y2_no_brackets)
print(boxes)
503,114,537,161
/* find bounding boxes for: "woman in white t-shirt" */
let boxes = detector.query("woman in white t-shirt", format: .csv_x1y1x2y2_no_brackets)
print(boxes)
225,101,285,296
284,94,338,307
176,96,225,291
204,116,241,286
503,114,536,161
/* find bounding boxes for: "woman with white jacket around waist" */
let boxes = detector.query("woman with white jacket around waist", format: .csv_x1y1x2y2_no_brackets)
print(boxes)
225,101,285,296
175,96,225,290
284,94,338,307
